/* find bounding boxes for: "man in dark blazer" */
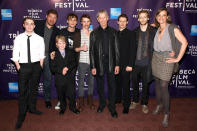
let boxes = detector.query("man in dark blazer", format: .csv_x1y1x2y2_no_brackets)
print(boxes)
90,10,120,118
34,9,60,108
50,35,80,115
115,14,136,114
127,10,157,114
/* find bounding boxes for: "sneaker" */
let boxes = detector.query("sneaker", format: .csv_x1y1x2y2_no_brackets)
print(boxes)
142,105,149,114
55,101,60,110
129,102,139,109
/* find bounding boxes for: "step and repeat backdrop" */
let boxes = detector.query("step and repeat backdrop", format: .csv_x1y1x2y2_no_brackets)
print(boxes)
0,0,197,99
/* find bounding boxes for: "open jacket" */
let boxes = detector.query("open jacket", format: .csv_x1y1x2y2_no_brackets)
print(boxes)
132,25,157,83
34,20,60,53
90,26,119,76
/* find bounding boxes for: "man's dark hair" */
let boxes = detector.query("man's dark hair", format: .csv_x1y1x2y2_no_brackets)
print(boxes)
80,14,91,22
118,14,128,21
66,13,78,21
23,17,35,24
46,9,58,18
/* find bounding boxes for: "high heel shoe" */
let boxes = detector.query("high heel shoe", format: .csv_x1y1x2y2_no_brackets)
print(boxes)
162,114,169,128
152,105,163,115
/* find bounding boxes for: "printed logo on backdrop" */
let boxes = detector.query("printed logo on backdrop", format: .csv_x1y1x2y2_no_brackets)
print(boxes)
1,30,21,52
186,45,197,56
8,82,18,92
170,69,196,89
2,63,17,74
38,83,44,94
110,8,121,19
23,9,43,20
132,8,152,18
166,0,197,13
1,9,12,20
190,25,197,36
54,0,95,12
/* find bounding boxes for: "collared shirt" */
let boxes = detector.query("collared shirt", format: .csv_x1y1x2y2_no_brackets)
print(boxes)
44,25,53,56
11,32,45,63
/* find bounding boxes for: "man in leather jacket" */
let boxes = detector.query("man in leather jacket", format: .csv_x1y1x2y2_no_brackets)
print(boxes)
89,10,120,118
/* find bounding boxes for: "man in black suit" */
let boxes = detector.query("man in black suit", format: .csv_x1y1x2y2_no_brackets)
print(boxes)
50,35,80,115
90,10,119,118
115,14,136,114
34,9,60,108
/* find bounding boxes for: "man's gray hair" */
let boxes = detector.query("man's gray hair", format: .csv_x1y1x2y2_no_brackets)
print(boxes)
96,9,109,18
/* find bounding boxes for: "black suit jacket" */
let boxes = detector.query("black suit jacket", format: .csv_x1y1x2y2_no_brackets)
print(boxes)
34,20,60,53
50,49,77,86
118,28,136,69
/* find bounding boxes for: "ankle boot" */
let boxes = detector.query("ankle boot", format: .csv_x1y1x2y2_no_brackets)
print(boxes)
162,114,169,128
78,97,84,111
87,95,96,110
152,105,163,115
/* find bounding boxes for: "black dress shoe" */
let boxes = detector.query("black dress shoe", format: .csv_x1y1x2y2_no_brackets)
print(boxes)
29,110,43,115
59,110,65,115
123,108,129,114
45,101,52,108
111,111,118,118
15,121,23,130
71,108,80,114
97,107,104,113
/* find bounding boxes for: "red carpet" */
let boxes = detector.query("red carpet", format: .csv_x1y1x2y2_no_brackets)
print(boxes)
0,98,197,131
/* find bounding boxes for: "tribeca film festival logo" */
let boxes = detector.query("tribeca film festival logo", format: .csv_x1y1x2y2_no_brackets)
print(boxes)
171,69,196,88
132,8,152,18
23,9,42,19
1,30,21,51
186,45,197,56
3,63,17,74
1,9,12,20
166,0,197,12
55,0,94,12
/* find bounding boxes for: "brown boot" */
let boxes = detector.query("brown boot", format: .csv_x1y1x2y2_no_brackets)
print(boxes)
78,97,84,111
87,95,96,110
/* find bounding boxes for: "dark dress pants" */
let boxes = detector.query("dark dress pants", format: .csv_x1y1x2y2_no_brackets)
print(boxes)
17,62,41,121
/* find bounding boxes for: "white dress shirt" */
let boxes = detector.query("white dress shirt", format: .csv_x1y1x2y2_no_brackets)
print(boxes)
11,32,45,63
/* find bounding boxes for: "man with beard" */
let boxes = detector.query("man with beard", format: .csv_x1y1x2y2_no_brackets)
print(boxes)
34,9,60,109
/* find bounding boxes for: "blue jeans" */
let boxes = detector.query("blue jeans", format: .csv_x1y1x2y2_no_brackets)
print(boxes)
43,57,52,101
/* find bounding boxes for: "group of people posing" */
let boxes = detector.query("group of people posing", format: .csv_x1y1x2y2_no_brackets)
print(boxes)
12,8,188,129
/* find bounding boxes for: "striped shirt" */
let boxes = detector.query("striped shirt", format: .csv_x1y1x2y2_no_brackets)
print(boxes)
79,30,90,64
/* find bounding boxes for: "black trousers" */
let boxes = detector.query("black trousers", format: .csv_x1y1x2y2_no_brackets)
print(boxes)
17,62,41,120
132,65,149,105
96,67,116,113
56,75,76,111
116,68,131,108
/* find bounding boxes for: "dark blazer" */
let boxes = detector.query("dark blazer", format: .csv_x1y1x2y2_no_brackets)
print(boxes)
118,28,136,69
34,20,60,53
132,25,157,83
90,26,119,76
50,49,77,86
